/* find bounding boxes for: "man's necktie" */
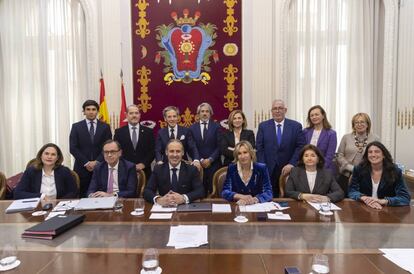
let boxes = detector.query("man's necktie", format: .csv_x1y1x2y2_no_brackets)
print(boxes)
171,168,178,192
132,126,138,149
202,122,208,141
170,128,175,139
276,124,282,145
89,121,95,143
107,167,114,194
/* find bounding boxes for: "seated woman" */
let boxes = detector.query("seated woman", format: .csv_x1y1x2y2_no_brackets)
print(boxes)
220,110,255,166
221,141,273,204
285,144,344,202
14,143,78,200
349,141,411,208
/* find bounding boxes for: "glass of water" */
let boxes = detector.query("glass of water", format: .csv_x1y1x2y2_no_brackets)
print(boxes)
311,254,329,274
320,201,332,214
0,244,17,267
142,248,159,273
134,198,145,215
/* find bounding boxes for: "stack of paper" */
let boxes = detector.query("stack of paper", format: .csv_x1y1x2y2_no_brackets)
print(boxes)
380,248,414,273
267,212,291,220
307,202,342,211
5,198,40,213
240,202,278,212
167,225,208,249
212,204,231,213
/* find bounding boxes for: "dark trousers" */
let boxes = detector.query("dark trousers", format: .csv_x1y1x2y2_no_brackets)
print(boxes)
77,170,93,198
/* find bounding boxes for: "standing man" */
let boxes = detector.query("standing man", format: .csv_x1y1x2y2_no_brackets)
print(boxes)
155,106,200,167
256,99,305,197
189,102,221,195
114,104,155,179
144,139,204,205
87,140,137,198
70,100,112,197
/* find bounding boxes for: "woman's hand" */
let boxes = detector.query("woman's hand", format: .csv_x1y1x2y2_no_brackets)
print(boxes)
234,194,258,205
360,196,383,209
301,194,329,203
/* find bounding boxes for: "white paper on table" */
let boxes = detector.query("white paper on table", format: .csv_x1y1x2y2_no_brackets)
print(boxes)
46,211,66,220
150,204,177,212
240,202,278,212
212,204,231,213
380,248,414,273
272,202,290,210
267,213,291,220
167,225,208,249
52,200,79,212
149,213,173,219
5,198,41,213
307,201,342,211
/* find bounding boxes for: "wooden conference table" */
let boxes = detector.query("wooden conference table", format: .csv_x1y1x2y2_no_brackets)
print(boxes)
0,199,413,274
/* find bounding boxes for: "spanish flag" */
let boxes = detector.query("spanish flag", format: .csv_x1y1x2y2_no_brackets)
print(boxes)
99,72,110,124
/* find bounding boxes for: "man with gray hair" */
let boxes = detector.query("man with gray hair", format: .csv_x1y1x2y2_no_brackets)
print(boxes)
256,99,305,197
189,102,222,195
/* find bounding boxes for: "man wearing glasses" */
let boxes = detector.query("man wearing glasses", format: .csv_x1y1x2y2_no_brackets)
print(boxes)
87,140,138,198
256,99,306,197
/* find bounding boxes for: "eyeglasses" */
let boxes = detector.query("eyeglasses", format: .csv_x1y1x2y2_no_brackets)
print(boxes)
272,107,285,111
103,150,120,155
354,121,367,125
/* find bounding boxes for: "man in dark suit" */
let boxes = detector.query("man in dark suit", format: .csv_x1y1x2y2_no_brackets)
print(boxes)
69,100,112,197
155,106,200,167
189,102,221,195
114,104,155,179
144,139,204,205
87,140,137,198
256,99,306,197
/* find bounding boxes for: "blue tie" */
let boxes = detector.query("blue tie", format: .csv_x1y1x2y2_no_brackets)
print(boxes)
276,124,282,145
171,168,178,192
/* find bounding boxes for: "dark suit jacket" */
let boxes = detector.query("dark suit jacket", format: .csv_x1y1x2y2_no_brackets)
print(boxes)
221,162,273,203
349,165,411,206
189,120,221,162
143,161,204,203
69,120,112,176
114,124,155,176
155,126,199,162
14,166,78,199
220,129,255,166
303,128,337,173
256,118,305,176
285,167,344,202
87,158,138,198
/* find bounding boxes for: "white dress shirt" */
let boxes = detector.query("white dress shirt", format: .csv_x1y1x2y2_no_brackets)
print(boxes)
274,119,285,136
200,120,209,139
85,118,98,131
40,169,57,199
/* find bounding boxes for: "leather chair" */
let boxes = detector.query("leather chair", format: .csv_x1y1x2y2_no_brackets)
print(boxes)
211,166,228,198
279,174,289,198
137,169,147,197
0,172,6,200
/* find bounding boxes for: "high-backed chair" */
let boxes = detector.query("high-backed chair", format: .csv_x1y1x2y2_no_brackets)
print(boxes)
70,170,81,195
279,174,289,198
0,172,6,200
211,166,228,198
26,158,36,168
137,169,147,197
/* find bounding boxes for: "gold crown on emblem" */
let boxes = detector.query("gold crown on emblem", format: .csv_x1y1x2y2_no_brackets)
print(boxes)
171,9,201,26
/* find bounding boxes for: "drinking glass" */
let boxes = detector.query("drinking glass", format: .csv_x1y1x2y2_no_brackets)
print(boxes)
0,244,17,267
311,254,329,274
234,204,248,222
320,201,331,214
141,248,159,273
133,198,145,216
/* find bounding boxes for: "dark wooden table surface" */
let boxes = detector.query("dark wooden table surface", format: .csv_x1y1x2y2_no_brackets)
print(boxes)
1,199,413,274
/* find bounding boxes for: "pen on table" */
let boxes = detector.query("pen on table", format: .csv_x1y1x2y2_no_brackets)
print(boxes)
22,199,39,203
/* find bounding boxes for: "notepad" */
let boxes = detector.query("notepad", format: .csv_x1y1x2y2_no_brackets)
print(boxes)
5,198,40,214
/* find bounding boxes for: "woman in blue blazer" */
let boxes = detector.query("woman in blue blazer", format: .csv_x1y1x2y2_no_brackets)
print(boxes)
221,141,273,204
220,110,255,166
349,141,410,208
303,105,337,174
14,143,78,200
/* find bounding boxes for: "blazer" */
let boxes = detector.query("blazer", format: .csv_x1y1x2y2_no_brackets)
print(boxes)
221,162,273,203
69,120,112,176
285,167,344,202
189,120,221,162
256,118,306,176
155,126,199,162
87,158,138,198
303,128,337,173
143,161,205,203
114,124,155,174
14,166,78,199
220,129,255,166
348,165,411,206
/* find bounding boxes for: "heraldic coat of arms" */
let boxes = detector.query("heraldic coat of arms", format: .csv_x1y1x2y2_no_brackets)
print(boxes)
155,9,218,85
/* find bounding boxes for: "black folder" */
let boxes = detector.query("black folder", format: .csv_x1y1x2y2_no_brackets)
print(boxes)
176,202,212,212
22,214,85,240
